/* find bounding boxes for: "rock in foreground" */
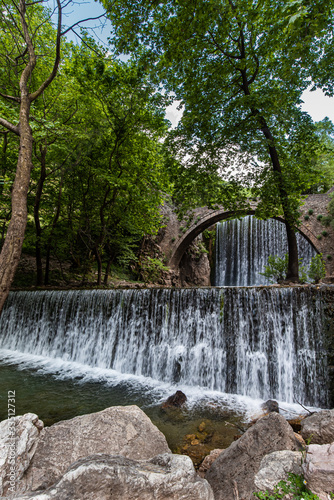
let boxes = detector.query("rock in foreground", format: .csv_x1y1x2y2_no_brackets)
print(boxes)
19,405,170,494
205,412,302,500
301,409,334,444
17,453,214,500
303,442,334,500
254,450,303,492
0,413,43,497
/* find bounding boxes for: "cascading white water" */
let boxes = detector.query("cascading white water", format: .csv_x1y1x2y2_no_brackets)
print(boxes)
214,216,317,286
0,288,327,406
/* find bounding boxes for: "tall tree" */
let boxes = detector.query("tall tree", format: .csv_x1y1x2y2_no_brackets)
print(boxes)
62,52,170,284
0,0,106,310
105,0,327,280
0,0,62,310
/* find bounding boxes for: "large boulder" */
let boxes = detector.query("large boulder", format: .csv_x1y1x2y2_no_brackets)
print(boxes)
301,410,334,444
0,413,43,498
205,412,302,500
254,450,303,493
17,453,215,500
19,405,170,494
302,442,334,500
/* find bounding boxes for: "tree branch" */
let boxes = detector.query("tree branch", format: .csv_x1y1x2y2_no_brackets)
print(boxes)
207,30,241,59
0,117,20,136
0,91,20,103
67,28,104,56
61,13,106,36
29,0,62,101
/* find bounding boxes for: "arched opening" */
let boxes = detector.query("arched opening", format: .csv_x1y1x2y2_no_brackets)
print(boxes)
213,215,317,286
169,210,319,269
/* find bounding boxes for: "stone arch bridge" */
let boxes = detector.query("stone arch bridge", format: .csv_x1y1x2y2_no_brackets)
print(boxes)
161,193,334,277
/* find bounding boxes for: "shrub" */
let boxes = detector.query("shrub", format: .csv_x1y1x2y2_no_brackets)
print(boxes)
321,215,332,227
308,209,314,215
260,254,289,283
139,256,169,283
317,214,323,221
304,215,310,221
308,254,326,283
322,230,328,237
327,255,332,260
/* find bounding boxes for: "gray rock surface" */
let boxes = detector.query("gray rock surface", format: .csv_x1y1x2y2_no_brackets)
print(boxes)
179,236,211,287
301,410,334,444
16,453,215,500
205,412,301,500
198,449,224,478
20,405,170,494
254,450,303,492
0,413,43,497
303,442,334,500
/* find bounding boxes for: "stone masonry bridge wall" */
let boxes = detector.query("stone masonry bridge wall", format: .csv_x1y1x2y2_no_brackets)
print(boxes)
159,193,334,278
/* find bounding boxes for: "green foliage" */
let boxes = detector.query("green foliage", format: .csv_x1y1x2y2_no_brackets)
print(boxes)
308,210,314,215
317,214,323,221
104,0,334,280
106,0,326,217
299,263,309,284
138,257,169,283
191,241,208,260
308,253,326,283
261,253,326,284
322,230,328,236
260,254,289,283
320,194,334,232
321,215,332,226
1,25,173,284
304,215,310,220
253,473,319,500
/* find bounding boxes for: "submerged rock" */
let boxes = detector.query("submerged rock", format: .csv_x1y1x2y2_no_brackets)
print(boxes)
205,412,302,500
198,449,224,478
261,400,279,413
18,406,170,494
17,453,215,500
162,391,187,408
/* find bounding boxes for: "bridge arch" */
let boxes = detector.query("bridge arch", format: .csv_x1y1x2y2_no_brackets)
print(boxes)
168,207,321,271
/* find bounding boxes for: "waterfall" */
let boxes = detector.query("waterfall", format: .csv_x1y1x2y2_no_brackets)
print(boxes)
0,288,327,406
214,216,317,286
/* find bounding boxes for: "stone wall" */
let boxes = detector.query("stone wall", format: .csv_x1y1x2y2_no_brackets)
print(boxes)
160,193,334,280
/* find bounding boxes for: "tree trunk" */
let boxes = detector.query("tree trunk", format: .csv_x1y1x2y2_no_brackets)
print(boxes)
257,118,299,280
0,95,33,311
237,42,300,281
285,222,299,280
0,0,61,313
94,247,102,286
44,169,64,285
34,147,47,285
104,255,113,285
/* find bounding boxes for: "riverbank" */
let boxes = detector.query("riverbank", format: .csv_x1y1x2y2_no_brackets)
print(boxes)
1,406,333,499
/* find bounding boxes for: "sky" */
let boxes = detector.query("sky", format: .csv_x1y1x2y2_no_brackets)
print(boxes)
52,0,334,128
